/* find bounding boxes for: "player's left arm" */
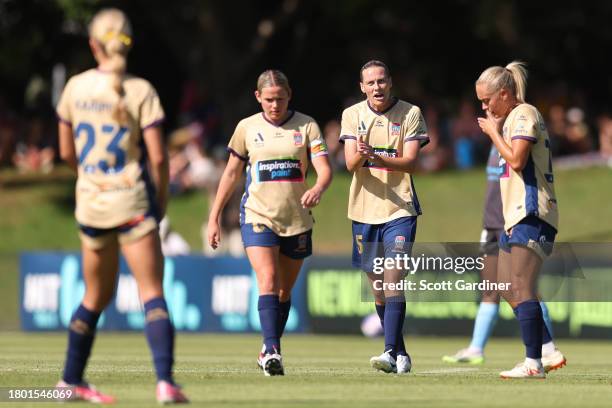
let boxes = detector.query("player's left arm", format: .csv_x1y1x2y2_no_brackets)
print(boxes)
478,111,534,171
143,126,169,218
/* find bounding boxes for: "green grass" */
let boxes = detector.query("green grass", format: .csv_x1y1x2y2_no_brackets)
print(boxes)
0,165,611,329
0,333,611,407
1,166,611,253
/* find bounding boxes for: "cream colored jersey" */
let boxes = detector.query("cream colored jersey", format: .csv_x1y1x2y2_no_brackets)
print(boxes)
56,68,165,228
500,103,558,231
228,111,328,236
339,98,429,224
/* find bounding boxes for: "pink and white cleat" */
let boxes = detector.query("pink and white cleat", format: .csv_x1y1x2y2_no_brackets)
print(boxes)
156,381,189,404
56,380,116,404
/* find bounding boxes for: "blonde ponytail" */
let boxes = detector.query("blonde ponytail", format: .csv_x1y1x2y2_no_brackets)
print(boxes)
505,61,528,103
476,60,528,103
89,8,133,125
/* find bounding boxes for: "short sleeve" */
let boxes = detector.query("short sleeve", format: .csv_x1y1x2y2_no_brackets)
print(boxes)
227,121,248,161
510,106,538,143
306,121,329,159
56,78,74,125
403,106,429,147
339,108,358,143
140,85,165,130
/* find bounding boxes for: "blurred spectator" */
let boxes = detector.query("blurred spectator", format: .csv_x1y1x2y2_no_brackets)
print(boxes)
13,117,54,173
0,96,18,168
419,106,451,172
323,119,345,171
565,107,592,154
168,124,221,194
450,99,483,169
547,104,566,156
177,80,222,151
597,114,612,158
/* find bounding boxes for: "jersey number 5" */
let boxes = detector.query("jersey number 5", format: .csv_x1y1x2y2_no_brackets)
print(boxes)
74,121,128,174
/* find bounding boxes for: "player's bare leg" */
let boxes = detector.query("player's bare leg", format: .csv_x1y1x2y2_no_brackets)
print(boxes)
123,231,188,403
246,246,284,376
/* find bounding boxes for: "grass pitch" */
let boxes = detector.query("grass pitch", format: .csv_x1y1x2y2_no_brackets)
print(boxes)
0,333,611,407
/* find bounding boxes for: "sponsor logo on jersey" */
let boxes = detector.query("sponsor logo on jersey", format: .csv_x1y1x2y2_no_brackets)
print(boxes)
256,158,303,182
293,131,303,146
254,132,264,147
391,122,401,137
363,146,397,171
358,121,367,137
374,119,384,127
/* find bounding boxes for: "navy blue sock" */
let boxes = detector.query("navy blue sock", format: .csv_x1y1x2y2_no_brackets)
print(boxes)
144,297,175,383
516,300,544,359
258,295,280,354
376,303,407,356
278,298,291,338
383,296,406,359
62,304,101,384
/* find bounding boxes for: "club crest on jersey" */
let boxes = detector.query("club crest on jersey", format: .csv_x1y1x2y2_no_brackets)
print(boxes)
293,131,303,146
391,122,401,137
393,235,406,252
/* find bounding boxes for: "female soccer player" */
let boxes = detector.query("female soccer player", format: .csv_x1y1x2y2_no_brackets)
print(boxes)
476,61,559,379
442,144,565,372
56,9,187,403
207,70,332,376
340,60,429,374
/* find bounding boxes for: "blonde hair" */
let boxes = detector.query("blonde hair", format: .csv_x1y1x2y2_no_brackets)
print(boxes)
89,8,133,124
476,61,528,103
256,70,291,94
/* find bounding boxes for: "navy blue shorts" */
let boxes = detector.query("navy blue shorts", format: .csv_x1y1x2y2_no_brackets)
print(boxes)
352,216,417,272
499,216,557,259
240,223,312,259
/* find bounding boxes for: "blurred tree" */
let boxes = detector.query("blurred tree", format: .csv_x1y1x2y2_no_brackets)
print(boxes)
0,0,610,142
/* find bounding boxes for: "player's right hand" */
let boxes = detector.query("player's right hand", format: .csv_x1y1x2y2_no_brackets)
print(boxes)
207,220,221,250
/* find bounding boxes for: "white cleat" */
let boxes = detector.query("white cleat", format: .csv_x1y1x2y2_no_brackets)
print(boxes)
500,360,545,379
370,351,397,373
261,353,284,376
395,354,411,374
542,349,567,373
256,344,266,370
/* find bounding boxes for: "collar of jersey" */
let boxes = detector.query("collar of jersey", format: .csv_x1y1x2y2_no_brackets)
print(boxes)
261,110,295,127
367,97,398,116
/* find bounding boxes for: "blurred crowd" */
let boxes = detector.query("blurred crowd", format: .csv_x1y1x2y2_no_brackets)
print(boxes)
2,79,612,256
